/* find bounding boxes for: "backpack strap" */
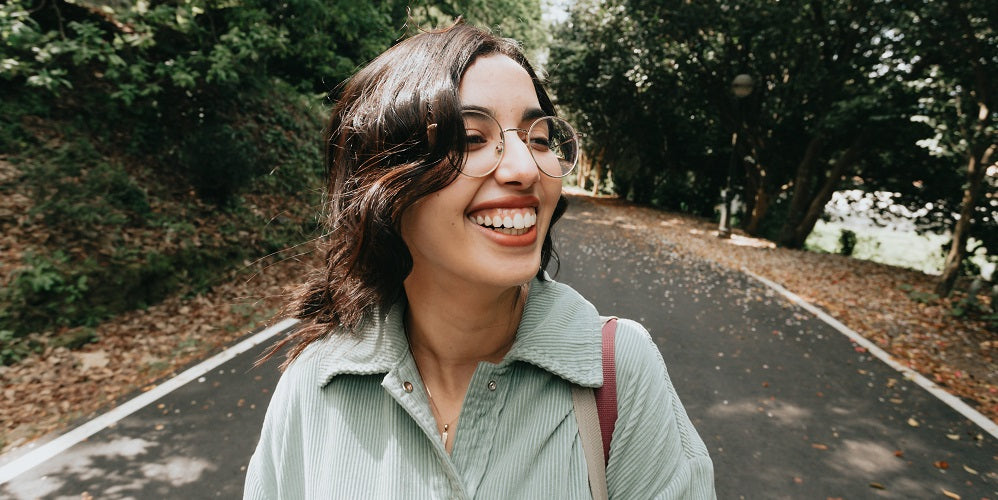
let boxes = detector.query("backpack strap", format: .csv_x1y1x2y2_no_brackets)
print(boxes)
572,317,619,499
571,384,607,499
594,317,618,464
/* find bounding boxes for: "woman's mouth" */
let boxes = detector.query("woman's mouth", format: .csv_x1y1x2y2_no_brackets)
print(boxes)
468,208,538,237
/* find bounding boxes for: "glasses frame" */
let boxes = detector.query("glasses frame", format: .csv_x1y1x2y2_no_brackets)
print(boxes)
454,109,579,179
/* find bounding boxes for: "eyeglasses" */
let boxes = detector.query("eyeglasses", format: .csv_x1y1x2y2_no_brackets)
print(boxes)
455,109,579,178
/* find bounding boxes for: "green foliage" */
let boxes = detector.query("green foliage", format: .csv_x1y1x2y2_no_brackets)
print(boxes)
27,156,151,234
549,0,994,260
0,329,37,366
898,283,940,304
839,229,858,257
0,0,550,364
0,251,94,350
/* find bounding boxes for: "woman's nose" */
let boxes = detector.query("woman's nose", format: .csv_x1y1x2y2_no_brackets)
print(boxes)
493,130,540,186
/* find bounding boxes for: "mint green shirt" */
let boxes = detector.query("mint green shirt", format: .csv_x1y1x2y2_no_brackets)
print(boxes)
245,277,715,499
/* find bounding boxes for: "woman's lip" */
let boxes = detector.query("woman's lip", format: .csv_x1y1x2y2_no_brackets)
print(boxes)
466,196,540,214
472,222,538,247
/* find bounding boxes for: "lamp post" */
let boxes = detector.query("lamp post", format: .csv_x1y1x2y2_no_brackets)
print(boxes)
718,74,754,238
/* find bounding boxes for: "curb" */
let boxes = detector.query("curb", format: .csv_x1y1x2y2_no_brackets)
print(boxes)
0,317,299,485
742,268,998,440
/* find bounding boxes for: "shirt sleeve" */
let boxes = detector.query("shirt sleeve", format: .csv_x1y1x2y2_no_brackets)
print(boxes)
605,319,716,499
243,360,307,500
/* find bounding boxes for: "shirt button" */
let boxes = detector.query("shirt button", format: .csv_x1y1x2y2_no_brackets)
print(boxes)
403,381,413,393
487,380,497,391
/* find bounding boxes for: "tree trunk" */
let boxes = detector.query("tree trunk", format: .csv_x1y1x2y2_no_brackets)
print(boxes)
744,182,770,236
577,153,590,190
777,135,825,246
593,150,606,196
779,135,867,248
936,143,994,296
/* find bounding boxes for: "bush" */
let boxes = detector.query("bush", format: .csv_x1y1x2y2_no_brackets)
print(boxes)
839,229,858,256
0,0,396,363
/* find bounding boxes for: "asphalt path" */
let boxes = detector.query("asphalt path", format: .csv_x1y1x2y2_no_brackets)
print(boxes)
2,195,996,499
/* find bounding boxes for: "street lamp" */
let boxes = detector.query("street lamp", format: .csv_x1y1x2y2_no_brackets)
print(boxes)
718,73,754,238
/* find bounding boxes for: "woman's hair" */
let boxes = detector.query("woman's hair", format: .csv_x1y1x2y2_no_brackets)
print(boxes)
268,22,569,367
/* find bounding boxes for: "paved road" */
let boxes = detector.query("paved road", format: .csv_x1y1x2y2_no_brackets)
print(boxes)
2,195,996,498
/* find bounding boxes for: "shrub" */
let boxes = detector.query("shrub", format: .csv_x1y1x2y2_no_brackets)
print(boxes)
839,229,858,256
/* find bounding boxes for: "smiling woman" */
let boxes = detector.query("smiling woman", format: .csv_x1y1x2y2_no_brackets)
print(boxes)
245,21,715,499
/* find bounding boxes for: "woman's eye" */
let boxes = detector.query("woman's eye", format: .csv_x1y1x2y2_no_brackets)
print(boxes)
465,132,489,149
529,136,551,150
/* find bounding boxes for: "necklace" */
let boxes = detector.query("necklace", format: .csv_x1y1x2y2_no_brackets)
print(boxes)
408,343,458,444
423,383,458,444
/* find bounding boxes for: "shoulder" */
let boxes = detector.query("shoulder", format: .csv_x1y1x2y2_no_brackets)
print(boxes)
609,318,668,381
263,339,330,420
603,318,716,497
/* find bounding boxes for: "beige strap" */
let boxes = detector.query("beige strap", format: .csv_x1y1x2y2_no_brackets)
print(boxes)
572,385,609,500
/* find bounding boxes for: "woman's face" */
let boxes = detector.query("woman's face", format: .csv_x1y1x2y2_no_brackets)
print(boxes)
401,54,563,293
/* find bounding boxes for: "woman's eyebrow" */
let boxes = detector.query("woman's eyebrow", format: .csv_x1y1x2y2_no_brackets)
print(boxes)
461,104,494,115
521,108,546,121
459,105,548,122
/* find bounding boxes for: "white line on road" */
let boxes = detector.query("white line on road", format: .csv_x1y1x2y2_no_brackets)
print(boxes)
743,268,998,440
0,317,299,485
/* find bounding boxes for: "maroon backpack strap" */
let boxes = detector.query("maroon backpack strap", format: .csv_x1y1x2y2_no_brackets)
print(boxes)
593,317,618,465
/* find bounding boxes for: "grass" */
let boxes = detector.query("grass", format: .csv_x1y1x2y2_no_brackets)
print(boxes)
806,219,949,275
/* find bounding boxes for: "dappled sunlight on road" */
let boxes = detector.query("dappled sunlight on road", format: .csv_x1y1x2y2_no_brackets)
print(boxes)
827,439,904,475
707,398,812,427
140,456,216,486
1,436,217,498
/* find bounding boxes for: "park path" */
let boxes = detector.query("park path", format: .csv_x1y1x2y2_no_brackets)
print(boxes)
2,195,995,499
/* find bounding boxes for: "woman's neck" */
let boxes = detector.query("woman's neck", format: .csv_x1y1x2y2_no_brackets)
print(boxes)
403,277,527,394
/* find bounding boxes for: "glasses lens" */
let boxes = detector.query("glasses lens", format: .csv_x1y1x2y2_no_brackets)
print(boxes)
457,110,580,178
527,117,579,177
459,110,502,177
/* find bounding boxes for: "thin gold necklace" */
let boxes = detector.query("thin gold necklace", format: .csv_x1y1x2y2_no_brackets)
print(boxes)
422,382,458,444
407,338,459,444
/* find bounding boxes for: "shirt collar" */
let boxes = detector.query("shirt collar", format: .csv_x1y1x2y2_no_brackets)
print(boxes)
314,276,603,388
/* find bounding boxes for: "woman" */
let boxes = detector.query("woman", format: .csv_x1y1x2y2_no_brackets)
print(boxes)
245,22,715,499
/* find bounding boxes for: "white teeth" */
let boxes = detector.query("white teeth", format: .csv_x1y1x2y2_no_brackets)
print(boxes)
470,209,537,231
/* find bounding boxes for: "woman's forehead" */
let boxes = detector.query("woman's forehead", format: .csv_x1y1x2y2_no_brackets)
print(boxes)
458,54,540,118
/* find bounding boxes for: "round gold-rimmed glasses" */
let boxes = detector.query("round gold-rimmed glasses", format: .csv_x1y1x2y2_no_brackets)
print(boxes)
456,109,580,178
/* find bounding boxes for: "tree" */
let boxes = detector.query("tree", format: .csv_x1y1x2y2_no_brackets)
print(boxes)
549,0,939,248
893,0,997,296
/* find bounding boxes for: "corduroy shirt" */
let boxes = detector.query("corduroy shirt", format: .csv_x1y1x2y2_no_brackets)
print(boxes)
244,276,715,499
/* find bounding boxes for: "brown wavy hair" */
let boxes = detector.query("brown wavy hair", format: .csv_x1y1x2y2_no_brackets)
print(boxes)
266,22,569,368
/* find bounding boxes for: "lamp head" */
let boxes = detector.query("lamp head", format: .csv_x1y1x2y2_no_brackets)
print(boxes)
731,74,754,98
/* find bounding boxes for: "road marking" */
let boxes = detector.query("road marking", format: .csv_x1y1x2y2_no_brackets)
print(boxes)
743,268,998,440
0,317,299,485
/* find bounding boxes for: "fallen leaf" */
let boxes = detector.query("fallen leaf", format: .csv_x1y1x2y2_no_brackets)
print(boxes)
893,450,904,458
869,482,885,490
962,465,977,475
933,460,949,470
941,489,960,499
811,443,829,450
946,433,959,440
907,417,920,427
